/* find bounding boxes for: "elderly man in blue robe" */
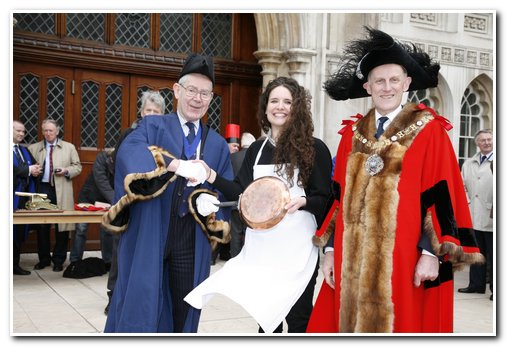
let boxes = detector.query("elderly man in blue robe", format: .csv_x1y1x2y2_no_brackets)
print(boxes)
103,53,233,333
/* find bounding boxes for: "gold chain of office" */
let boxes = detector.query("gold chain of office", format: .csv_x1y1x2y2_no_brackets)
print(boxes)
353,114,434,153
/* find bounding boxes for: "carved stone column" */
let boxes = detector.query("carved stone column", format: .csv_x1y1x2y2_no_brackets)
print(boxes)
284,48,317,85
253,49,284,87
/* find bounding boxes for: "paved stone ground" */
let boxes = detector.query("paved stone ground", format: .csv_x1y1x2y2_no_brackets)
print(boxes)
11,251,494,335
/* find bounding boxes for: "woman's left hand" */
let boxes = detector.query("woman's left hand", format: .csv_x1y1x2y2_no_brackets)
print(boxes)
284,196,306,214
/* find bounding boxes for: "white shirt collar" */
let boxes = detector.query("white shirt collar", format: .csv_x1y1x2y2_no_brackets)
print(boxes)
177,113,200,135
375,105,403,126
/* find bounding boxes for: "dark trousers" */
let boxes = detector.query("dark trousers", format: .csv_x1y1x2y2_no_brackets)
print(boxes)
230,210,246,258
164,212,196,332
107,233,120,295
259,255,320,333
13,225,25,266
37,183,69,265
14,195,29,267
469,229,493,293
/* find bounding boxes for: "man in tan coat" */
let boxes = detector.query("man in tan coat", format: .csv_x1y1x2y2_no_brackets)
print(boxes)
29,119,82,272
458,129,494,300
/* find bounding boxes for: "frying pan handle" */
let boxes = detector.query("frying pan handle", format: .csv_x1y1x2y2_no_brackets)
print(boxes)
215,201,238,208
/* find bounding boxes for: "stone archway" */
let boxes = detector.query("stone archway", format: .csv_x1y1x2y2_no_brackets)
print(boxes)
252,13,316,87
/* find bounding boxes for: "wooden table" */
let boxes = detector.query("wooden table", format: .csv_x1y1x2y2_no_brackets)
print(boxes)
13,210,105,224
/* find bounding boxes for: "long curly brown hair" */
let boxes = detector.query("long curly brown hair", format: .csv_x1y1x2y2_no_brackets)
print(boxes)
258,77,315,187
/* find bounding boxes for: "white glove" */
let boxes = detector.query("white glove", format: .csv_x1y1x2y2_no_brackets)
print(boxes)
175,160,207,187
196,193,220,216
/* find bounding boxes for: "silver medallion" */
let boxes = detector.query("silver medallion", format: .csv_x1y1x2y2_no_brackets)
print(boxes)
364,154,384,176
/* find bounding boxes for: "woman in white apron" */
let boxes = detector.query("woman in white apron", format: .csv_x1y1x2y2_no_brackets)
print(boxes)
185,77,333,333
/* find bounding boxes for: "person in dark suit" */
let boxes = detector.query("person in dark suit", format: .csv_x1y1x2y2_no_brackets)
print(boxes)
68,150,115,268
13,120,41,275
229,132,255,258
103,53,233,333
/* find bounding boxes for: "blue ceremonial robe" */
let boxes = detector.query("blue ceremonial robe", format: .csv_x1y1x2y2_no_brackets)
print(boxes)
104,113,233,333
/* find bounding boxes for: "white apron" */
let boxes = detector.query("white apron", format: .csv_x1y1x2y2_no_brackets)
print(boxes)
185,138,318,333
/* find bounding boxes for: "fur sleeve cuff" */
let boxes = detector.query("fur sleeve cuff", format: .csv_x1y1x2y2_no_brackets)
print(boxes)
101,146,177,233
189,189,231,250
424,212,485,271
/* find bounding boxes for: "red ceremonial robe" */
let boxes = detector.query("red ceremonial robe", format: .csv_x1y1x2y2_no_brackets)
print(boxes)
308,103,483,333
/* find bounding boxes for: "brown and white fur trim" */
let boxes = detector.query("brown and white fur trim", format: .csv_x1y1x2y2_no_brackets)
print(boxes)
188,189,231,251
339,104,431,333
101,146,177,233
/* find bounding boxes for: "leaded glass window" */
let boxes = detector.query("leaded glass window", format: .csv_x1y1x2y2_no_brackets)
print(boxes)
19,74,40,144
115,13,151,48
80,81,100,148
159,13,193,53
46,77,65,137
105,84,123,148
407,89,434,108
206,94,222,132
458,87,482,166
14,13,55,35
66,13,105,42
159,88,174,114
202,14,232,58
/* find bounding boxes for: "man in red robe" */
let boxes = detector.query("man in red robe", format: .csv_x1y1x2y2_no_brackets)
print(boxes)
307,27,484,333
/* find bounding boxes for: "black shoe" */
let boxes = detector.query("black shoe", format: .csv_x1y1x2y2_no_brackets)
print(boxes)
219,251,231,261
34,262,50,270
53,264,64,272
14,265,31,275
458,287,486,294
104,290,113,315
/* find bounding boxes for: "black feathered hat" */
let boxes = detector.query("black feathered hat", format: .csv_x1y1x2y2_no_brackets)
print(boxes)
179,53,215,85
324,27,440,101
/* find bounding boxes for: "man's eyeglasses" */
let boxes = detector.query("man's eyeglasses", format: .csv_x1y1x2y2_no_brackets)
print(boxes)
179,84,213,101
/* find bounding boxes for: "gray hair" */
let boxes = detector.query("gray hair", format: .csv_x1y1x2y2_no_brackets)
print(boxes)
42,118,61,132
241,132,256,148
140,91,165,114
474,128,493,142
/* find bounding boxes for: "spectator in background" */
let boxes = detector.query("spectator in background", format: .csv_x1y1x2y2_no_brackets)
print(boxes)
225,124,240,154
229,132,256,258
105,90,166,315
68,149,115,271
13,120,41,275
29,118,82,272
210,123,242,264
458,129,494,301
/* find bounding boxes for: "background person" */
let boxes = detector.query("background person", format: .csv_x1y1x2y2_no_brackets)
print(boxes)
68,149,115,270
13,120,41,275
28,118,82,272
458,129,494,300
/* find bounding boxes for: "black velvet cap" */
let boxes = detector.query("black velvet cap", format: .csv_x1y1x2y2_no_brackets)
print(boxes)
324,27,440,101
179,53,215,85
